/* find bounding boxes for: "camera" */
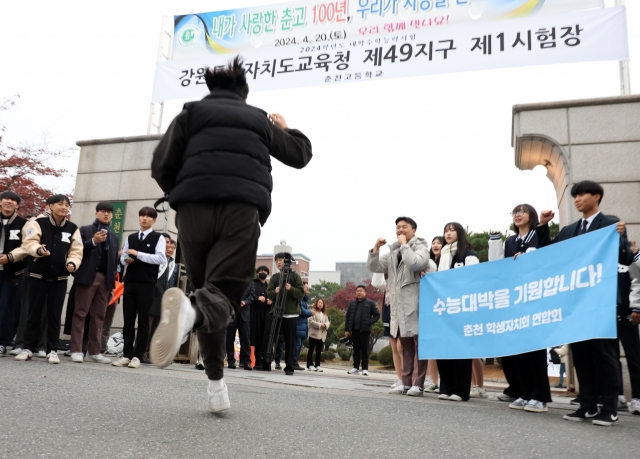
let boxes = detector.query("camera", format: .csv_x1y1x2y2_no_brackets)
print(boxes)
339,336,352,346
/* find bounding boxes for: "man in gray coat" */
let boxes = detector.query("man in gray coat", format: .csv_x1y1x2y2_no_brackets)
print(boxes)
367,216,434,396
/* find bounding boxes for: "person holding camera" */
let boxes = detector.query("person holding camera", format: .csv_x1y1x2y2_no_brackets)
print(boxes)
345,285,380,376
264,253,305,375
68,202,119,364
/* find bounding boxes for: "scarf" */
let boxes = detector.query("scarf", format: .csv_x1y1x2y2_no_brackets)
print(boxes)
94,218,111,251
438,241,457,272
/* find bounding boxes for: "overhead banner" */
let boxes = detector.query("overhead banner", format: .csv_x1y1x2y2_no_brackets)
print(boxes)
152,6,628,102
172,0,604,58
417,225,619,360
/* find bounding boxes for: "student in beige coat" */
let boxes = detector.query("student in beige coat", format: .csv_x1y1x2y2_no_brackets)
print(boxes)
307,298,330,371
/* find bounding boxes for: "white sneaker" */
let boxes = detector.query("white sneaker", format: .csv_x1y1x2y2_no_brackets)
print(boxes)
88,354,112,364
10,346,23,356
347,368,359,375
112,357,131,367
629,398,640,415
36,349,47,358
64,350,72,357
407,386,424,397
128,357,141,368
470,387,488,398
150,288,196,369
524,399,548,413
70,352,84,363
390,378,402,389
448,394,463,402
362,370,369,376
315,366,323,372
389,385,408,395
15,349,33,361
47,351,60,364
307,366,316,371
438,393,450,400
618,395,628,410
208,380,231,413
509,398,528,410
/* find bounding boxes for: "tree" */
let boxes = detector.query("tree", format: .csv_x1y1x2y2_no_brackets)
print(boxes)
324,306,345,350
308,280,342,305
0,95,73,217
329,280,383,311
550,222,560,239
368,319,385,354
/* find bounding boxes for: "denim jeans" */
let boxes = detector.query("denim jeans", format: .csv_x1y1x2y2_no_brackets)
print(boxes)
558,363,566,385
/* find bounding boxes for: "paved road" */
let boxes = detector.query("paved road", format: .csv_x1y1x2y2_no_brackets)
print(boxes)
1,358,639,459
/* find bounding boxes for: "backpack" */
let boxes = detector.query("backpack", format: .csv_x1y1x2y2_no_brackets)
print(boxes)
549,348,561,365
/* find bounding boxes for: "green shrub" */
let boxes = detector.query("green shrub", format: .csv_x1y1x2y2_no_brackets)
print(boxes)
322,350,335,362
377,345,394,367
369,352,378,362
298,352,307,362
337,348,351,361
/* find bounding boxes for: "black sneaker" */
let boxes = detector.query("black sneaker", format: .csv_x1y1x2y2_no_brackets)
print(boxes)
275,363,282,370
292,364,305,371
570,397,580,405
592,413,619,426
285,369,294,376
227,363,237,369
563,408,598,422
254,366,271,372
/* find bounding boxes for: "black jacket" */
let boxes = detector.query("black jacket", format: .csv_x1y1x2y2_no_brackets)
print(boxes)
345,298,380,333
26,215,82,282
151,90,313,226
536,213,633,306
239,282,255,322
73,222,119,289
1,212,28,277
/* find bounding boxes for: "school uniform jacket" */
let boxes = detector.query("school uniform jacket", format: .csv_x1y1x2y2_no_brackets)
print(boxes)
0,211,29,277
488,229,539,261
22,214,83,282
628,252,640,314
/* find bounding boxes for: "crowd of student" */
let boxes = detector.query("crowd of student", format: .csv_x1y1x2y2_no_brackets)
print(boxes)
1,178,639,426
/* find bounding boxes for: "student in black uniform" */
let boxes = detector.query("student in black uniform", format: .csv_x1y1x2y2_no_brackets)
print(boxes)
489,204,552,413
436,222,479,402
252,266,271,371
537,180,633,427
112,207,166,369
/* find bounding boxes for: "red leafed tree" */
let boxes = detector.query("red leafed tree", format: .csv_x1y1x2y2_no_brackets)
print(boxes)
328,280,384,311
0,95,73,217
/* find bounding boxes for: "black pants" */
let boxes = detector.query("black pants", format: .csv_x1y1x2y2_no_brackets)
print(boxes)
226,317,250,366
437,359,473,400
176,202,260,381
617,319,640,399
515,349,552,402
307,337,323,368
501,354,520,398
352,330,370,371
24,278,67,353
571,338,619,416
122,281,154,360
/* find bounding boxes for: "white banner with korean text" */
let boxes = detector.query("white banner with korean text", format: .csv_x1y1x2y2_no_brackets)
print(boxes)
152,6,628,103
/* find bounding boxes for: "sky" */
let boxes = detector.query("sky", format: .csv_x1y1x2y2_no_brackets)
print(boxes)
1,0,638,271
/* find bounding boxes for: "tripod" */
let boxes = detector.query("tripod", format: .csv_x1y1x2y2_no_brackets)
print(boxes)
264,264,293,365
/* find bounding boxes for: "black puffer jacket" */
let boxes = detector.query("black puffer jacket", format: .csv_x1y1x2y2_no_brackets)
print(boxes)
345,298,380,333
151,90,313,225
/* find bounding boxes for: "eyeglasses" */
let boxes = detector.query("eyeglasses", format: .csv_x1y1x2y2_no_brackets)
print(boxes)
510,210,528,217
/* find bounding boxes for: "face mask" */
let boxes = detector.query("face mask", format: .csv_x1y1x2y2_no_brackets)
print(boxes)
258,273,267,280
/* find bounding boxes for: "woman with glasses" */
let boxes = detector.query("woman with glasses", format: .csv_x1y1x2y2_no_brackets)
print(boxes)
488,204,552,413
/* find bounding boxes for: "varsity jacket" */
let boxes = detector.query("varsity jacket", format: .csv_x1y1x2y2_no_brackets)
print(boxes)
0,211,29,277
22,214,83,281
488,229,539,261
629,253,640,315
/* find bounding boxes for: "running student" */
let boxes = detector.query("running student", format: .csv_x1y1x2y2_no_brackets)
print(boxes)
488,204,552,413
436,222,479,402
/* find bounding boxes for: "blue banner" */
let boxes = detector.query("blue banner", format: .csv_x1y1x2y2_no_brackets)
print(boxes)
418,225,619,359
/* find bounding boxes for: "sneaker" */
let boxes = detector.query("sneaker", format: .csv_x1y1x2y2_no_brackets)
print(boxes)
128,357,141,368
46,351,60,364
64,350,72,357
36,349,47,358
275,363,282,370
0,345,6,357
150,287,196,369
307,366,316,371
10,346,23,356
112,357,131,367
208,380,230,413
554,383,566,388
407,386,424,397
563,407,598,422
292,364,305,371
70,352,84,363
569,397,580,405
362,370,369,376
448,394,463,402
15,349,33,361
390,379,401,389
592,413,619,427
425,384,439,393
524,400,548,413
315,366,323,372
497,393,516,402
88,354,111,364
509,398,528,410
438,393,450,400
195,359,205,370
347,368,359,375
618,395,628,410
628,398,640,415
388,385,408,395
470,387,488,398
